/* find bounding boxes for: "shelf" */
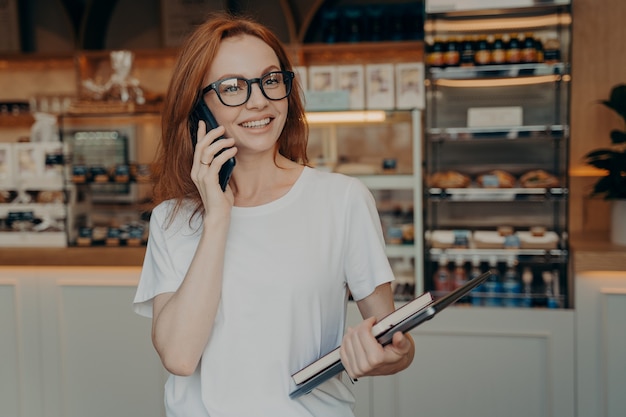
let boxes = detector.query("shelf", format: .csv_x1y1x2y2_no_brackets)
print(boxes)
428,248,568,262
386,244,416,258
0,176,65,191
0,231,67,247
428,187,567,201
355,175,416,190
426,124,567,139
428,62,568,80
0,202,66,218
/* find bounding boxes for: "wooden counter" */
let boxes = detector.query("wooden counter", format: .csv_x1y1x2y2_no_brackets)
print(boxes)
570,232,626,272
0,246,146,266
0,233,623,271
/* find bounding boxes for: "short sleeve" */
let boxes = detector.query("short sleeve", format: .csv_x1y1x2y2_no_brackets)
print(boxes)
342,178,395,300
133,202,187,318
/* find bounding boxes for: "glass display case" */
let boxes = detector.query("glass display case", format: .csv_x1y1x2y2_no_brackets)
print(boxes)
423,3,572,308
307,109,424,299
58,112,160,247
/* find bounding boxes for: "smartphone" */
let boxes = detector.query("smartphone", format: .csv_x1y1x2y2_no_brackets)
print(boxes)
189,99,236,191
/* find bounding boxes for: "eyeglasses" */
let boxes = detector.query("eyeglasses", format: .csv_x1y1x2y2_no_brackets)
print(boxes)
202,70,295,107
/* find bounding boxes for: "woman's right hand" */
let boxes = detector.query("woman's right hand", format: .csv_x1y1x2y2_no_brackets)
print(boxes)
191,120,238,216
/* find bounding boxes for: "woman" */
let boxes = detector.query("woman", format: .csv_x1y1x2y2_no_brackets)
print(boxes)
133,12,415,416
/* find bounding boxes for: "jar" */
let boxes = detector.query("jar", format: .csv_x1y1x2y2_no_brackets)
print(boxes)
521,32,537,63
428,37,445,68
474,35,492,66
491,34,507,65
443,36,460,67
543,37,561,63
459,36,475,66
506,33,521,64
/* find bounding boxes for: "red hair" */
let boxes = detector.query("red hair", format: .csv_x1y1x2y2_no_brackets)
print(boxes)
151,12,308,216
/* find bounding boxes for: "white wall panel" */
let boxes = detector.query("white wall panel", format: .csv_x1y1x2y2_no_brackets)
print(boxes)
0,279,20,417
577,272,626,417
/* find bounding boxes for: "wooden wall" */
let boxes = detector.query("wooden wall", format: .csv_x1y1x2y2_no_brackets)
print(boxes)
570,0,626,235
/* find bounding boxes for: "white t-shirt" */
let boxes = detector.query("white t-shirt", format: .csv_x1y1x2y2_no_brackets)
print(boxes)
133,167,394,417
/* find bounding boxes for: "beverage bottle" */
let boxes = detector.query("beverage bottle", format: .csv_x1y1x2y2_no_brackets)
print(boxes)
460,36,476,67
444,36,460,67
521,32,537,63
546,270,560,308
428,37,445,68
491,34,507,65
469,255,484,307
506,33,521,64
474,35,492,66
483,256,502,307
433,256,451,295
535,37,544,63
502,257,522,307
543,37,561,64
521,266,534,308
452,256,468,302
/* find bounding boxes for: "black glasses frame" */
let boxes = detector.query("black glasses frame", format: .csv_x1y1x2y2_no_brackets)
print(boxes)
202,70,295,107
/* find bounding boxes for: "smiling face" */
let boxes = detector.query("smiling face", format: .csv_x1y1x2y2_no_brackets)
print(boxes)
203,34,288,160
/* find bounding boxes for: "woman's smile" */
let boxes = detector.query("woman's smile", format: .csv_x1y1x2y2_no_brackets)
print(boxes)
240,117,272,129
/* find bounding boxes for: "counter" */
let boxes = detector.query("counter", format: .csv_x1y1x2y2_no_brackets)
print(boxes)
570,232,626,272
0,246,146,266
0,232,623,270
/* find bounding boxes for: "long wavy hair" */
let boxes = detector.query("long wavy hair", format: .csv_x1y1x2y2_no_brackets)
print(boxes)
151,12,308,217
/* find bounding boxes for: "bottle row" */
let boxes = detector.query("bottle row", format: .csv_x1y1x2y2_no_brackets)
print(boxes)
431,256,564,308
426,32,562,68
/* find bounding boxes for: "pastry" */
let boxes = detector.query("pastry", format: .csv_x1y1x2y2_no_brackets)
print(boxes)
428,170,471,188
476,169,516,188
520,169,560,188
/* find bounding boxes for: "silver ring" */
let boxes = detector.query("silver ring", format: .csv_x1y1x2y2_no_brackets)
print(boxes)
200,160,209,165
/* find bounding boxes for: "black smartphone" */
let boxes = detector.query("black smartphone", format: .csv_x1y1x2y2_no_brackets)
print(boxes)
189,99,236,191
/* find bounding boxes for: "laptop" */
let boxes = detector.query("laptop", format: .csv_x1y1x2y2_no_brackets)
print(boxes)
289,270,492,398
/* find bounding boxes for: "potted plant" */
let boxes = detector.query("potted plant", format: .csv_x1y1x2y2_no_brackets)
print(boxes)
584,83,626,245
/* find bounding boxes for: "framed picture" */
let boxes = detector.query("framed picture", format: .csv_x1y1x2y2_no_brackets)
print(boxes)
365,64,395,110
308,65,337,92
0,144,13,187
337,65,365,110
395,62,425,109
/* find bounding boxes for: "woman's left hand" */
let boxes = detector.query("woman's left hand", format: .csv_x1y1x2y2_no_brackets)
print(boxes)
340,316,415,380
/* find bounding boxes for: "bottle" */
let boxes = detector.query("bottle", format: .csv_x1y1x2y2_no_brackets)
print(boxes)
521,266,534,308
428,37,445,68
502,257,521,307
469,256,484,307
459,36,475,67
491,34,507,65
452,256,468,302
483,256,502,307
543,37,561,64
506,33,521,64
443,36,460,67
474,35,492,66
433,256,451,295
547,269,561,308
535,37,544,63
542,270,557,308
521,32,537,63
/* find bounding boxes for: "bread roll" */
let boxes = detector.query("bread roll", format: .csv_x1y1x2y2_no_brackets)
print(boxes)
520,169,560,188
428,170,471,188
476,170,516,188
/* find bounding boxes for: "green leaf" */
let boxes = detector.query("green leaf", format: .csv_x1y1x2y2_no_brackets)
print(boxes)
602,84,626,121
610,130,626,144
